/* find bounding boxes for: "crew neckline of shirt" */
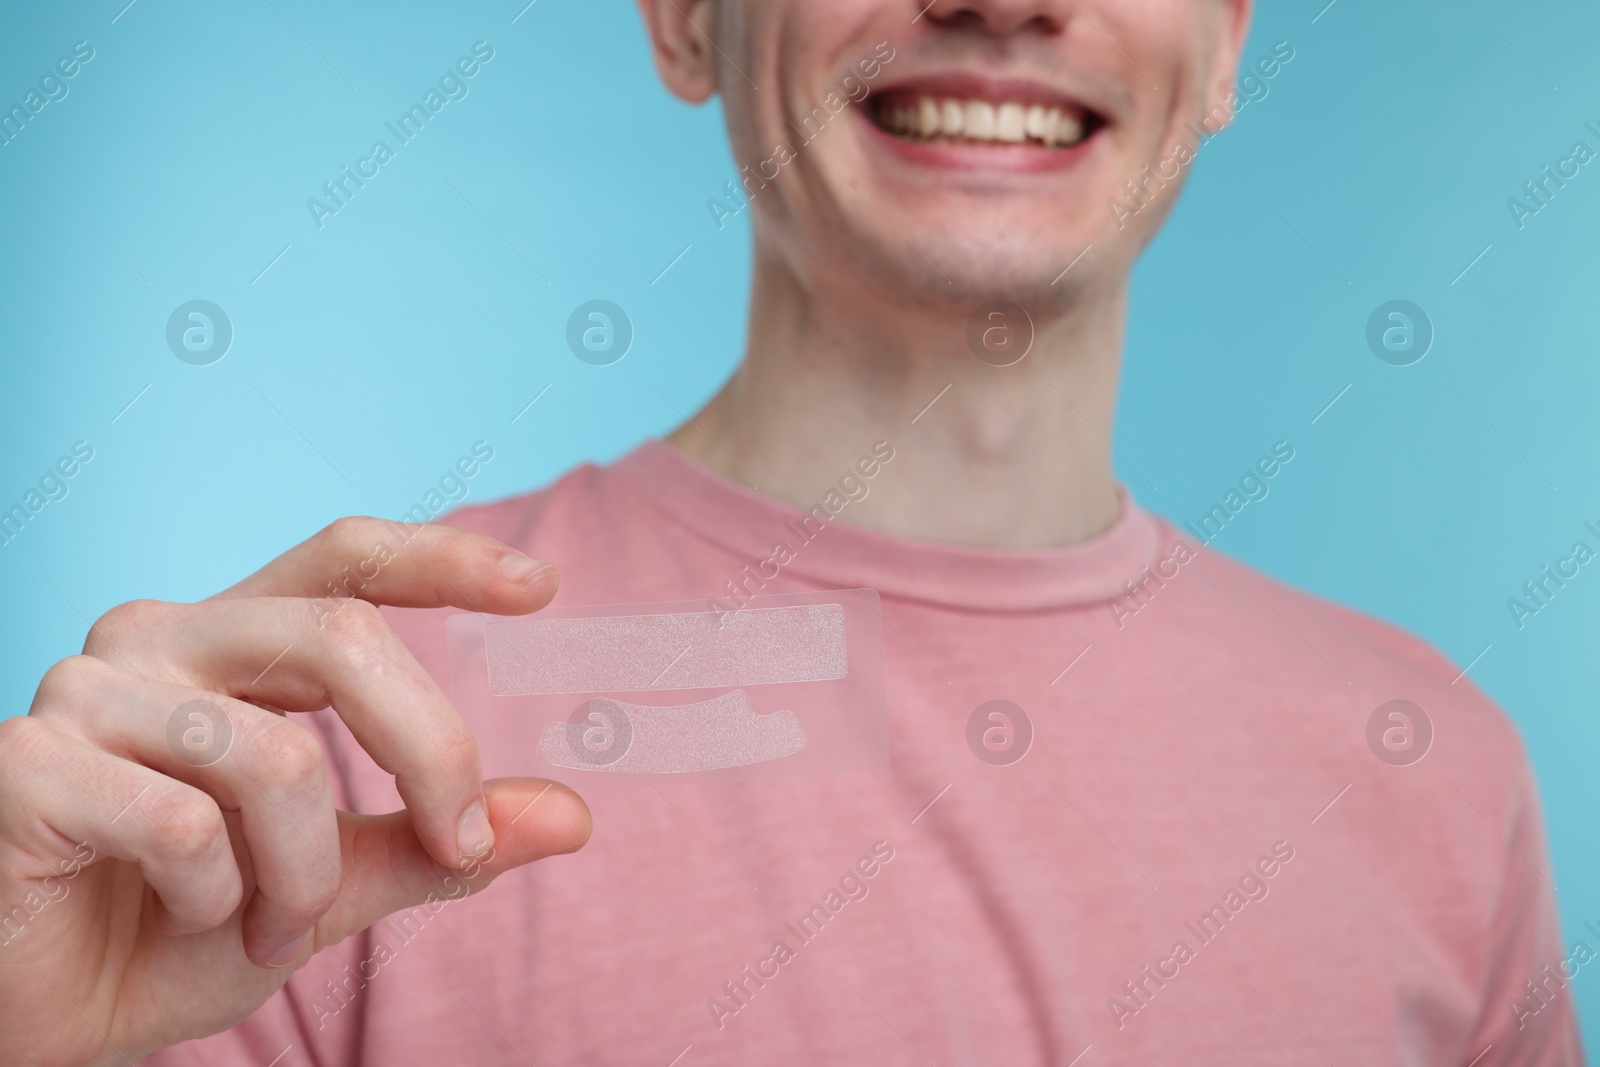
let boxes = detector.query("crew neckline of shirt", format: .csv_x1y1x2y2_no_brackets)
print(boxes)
609,439,1168,613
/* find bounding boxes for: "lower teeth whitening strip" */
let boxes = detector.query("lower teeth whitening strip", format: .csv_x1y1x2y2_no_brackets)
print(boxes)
445,589,889,782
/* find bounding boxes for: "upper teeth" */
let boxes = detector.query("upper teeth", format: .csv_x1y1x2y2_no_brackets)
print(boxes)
880,97,1086,147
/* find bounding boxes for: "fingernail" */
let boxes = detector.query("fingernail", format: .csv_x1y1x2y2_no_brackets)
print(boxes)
266,930,310,968
498,553,550,585
457,801,494,863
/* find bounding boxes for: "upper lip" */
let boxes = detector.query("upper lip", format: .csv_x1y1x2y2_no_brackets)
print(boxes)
864,72,1108,120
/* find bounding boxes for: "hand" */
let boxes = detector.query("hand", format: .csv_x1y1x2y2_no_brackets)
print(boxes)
0,519,591,1066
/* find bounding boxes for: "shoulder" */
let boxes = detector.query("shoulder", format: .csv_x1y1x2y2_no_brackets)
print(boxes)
1160,518,1531,797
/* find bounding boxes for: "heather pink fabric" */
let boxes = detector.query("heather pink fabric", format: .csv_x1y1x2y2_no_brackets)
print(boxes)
147,441,1583,1065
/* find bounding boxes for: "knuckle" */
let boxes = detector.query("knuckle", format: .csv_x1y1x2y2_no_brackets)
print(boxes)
30,655,105,713
274,865,342,924
89,598,166,647
247,721,326,796
314,516,378,558
317,598,390,667
147,789,227,865
0,714,55,771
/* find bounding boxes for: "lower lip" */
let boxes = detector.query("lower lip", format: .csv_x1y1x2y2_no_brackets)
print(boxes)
857,110,1101,174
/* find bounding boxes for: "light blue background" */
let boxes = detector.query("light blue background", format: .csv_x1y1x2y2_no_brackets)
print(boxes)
1,0,1596,1049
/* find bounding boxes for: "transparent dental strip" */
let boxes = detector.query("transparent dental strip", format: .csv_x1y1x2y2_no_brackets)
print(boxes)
445,589,889,784
482,603,848,695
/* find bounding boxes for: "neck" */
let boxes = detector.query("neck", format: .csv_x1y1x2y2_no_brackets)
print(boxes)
667,240,1127,550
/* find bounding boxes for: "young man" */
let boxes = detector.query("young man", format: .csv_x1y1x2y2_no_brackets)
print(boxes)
1,0,1582,1063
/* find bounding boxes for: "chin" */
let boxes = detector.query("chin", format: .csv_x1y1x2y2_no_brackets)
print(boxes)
812,209,1110,311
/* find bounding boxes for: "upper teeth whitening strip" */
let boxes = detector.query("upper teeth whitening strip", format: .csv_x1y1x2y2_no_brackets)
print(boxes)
482,604,848,695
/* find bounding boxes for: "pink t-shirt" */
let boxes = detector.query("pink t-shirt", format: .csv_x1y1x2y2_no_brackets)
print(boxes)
148,441,1582,1065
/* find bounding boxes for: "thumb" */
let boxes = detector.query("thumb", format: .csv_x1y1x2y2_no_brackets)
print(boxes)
319,778,591,946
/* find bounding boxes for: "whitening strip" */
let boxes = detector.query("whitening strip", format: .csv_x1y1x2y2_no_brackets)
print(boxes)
483,603,847,695
446,589,888,783
538,690,806,773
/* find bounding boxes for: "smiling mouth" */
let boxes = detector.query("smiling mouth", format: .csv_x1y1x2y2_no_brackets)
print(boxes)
870,92,1099,149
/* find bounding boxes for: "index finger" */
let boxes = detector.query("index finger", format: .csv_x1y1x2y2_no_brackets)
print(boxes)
213,517,558,614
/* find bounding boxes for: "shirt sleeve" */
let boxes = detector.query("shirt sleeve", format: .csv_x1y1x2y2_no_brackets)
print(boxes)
1458,762,1586,1064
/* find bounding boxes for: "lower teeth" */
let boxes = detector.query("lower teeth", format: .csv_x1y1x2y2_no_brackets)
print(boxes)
881,124,1080,149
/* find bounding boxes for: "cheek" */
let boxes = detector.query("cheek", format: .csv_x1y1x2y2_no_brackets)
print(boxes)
1111,1,1223,114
